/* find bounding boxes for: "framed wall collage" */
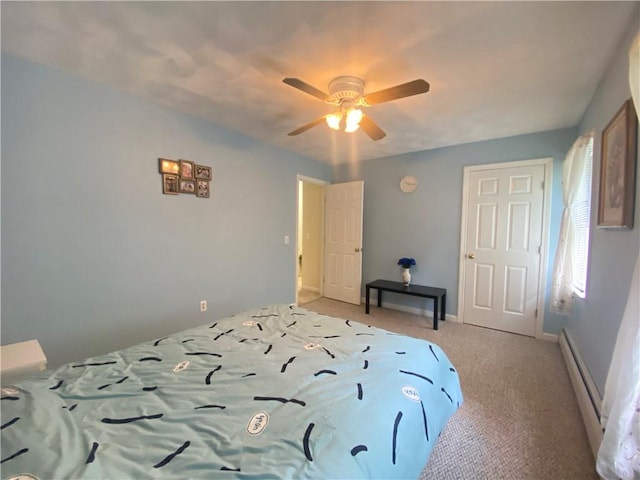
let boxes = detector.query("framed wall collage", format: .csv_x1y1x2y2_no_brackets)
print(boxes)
159,158,211,198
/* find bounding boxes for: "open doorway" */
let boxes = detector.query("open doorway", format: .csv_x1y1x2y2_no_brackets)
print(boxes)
296,176,327,305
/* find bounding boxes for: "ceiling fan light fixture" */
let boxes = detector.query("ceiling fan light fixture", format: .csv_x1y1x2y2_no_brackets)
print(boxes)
326,112,342,130
283,75,429,141
344,108,363,133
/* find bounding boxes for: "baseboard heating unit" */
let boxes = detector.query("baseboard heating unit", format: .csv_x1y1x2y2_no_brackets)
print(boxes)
559,328,603,458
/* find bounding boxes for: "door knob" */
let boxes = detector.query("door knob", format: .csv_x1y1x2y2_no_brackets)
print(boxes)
467,253,476,259
355,248,362,252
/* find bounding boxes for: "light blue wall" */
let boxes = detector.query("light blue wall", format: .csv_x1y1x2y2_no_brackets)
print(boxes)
569,13,640,395
332,127,576,334
1,55,331,368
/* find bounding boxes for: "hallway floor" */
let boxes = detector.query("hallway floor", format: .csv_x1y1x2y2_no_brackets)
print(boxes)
297,287,321,305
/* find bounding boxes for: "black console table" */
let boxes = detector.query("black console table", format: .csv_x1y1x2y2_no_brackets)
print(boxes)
365,279,447,330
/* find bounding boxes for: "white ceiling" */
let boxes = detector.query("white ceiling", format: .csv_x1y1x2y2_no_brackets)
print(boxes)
1,1,636,164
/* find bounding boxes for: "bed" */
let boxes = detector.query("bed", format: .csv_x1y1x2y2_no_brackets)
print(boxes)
1,304,462,479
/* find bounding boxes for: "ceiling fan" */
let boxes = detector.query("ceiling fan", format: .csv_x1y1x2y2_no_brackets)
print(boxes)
282,76,429,141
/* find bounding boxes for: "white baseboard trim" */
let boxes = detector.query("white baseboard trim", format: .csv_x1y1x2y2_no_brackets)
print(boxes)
360,295,459,323
559,328,602,459
301,285,320,293
539,332,559,343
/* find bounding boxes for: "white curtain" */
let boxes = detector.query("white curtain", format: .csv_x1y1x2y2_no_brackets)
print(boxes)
551,132,593,314
596,32,640,480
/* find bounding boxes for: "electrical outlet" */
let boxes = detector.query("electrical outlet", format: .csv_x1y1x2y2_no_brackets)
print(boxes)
200,300,207,312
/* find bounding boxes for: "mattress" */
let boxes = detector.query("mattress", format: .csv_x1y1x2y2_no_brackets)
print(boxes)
0,304,462,479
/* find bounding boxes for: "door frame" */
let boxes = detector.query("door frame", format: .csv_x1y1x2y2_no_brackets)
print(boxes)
456,157,553,340
296,175,328,305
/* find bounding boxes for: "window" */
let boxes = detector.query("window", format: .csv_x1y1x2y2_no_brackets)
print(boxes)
551,132,594,314
571,137,593,298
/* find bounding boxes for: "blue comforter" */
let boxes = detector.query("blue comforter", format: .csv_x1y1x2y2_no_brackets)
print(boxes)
1,304,462,479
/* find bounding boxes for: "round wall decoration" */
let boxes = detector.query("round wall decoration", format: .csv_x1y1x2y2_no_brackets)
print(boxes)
400,175,418,193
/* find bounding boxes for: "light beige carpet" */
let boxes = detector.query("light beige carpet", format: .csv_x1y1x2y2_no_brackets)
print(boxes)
302,297,598,480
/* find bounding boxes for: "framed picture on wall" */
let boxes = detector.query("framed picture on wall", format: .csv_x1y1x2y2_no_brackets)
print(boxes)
159,158,180,175
196,179,210,198
597,98,638,229
195,165,212,180
162,174,179,195
179,159,195,179
179,179,196,194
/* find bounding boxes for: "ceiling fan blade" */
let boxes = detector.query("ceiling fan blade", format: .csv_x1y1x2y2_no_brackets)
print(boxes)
283,78,330,102
363,79,430,105
287,116,326,136
359,115,386,141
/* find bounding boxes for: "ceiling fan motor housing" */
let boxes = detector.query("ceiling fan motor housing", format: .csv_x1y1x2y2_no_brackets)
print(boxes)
328,76,364,104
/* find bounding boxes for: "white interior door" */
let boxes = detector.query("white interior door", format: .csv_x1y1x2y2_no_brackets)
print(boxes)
323,181,364,305
459,160,549,337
